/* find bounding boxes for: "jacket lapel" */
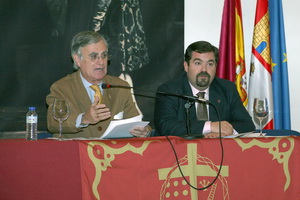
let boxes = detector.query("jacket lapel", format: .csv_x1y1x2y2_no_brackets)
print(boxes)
208,81,223,121
72,71,92,112
102,76,112,109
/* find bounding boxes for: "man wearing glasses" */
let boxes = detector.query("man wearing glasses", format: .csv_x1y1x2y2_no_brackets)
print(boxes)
46,31,151,138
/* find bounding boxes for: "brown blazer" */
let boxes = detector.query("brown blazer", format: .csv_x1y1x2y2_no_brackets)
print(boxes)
46,70,139,138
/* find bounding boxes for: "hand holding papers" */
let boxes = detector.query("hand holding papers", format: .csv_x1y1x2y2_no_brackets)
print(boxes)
100,115,149,139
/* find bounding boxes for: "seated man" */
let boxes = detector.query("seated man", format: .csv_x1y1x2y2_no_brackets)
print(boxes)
154,41,255,138
46,31,151,138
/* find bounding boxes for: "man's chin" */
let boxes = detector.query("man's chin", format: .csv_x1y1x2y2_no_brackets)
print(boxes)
94,71,106,78
196,80,209,88
91,75,106,83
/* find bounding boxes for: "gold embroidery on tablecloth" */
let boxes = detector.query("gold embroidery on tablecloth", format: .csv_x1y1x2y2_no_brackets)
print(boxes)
235,137,294,191
87,140,158,200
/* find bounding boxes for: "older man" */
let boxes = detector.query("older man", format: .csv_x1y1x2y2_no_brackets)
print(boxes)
47,31,151,138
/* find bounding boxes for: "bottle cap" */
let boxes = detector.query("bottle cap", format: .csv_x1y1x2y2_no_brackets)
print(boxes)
29,107,36,111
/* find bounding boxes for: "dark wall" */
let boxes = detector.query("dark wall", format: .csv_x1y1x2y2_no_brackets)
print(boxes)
0,0,184,132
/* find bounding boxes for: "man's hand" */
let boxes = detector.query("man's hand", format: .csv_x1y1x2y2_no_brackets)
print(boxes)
204,132,221,138
210,121,233,137
130,125,151,138
82,96,111,125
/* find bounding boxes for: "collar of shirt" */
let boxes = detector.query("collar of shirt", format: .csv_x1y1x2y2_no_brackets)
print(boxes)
188,82,209,100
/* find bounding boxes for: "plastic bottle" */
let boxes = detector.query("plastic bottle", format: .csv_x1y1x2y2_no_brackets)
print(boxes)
26,107,38,140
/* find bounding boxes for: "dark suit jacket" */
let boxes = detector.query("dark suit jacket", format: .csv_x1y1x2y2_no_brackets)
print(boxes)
154,73,255,136
46,70,139,138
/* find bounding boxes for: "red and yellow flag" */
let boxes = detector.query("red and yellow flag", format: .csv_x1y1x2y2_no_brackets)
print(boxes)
217,0,248,106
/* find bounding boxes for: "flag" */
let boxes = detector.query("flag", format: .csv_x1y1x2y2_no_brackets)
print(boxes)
218,0,248,106
269,0,291,129
248,0,274,129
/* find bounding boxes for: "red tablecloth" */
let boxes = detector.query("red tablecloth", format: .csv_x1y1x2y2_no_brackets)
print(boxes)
1,136,300,200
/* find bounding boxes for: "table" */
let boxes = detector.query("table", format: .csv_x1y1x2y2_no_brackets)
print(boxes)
1,136,300,200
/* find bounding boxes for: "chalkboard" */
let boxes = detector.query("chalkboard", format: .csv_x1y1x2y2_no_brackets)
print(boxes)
0,0,184,132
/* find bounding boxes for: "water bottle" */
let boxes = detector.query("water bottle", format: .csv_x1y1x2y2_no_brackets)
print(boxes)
26,107,38,140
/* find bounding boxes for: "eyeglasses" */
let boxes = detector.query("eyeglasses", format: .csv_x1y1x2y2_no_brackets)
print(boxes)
81,52,109,62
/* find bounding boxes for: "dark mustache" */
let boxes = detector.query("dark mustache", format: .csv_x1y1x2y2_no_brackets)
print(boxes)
196,72,210,78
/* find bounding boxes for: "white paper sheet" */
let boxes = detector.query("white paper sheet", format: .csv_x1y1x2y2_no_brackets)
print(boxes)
225,132,266,138
100,115,149,139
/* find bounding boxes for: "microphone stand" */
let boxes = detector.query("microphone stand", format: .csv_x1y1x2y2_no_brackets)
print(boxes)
182,100,204,139
184,101,193,136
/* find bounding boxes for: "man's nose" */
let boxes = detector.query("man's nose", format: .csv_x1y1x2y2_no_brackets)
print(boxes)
200,63,208,71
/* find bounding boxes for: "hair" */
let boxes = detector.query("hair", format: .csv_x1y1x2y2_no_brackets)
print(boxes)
70,31,108,70
184,41,219,64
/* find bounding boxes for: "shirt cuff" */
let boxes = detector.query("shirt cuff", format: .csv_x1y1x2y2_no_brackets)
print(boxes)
202,121,211,135
202,121,239,135
233,129,238,135
75,113,89,128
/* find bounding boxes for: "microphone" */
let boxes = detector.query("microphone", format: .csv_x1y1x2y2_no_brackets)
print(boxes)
101,83,130,89
101,83,209,103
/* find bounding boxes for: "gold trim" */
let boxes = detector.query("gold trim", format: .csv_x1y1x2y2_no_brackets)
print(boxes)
235,137,294,191
87,140,159,200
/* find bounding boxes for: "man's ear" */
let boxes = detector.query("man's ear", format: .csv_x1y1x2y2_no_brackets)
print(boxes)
73,54,81,67
184,61,189,72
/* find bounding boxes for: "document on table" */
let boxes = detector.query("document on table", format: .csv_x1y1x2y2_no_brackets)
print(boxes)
100,115,149,139
224,132,266,138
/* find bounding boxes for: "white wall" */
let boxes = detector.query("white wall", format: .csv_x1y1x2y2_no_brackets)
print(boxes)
185,0,300,131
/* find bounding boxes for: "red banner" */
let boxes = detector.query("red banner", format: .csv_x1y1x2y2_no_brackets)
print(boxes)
78,136,300,200
218,0,248,106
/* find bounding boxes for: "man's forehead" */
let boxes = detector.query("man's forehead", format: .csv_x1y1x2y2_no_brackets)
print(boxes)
191,51,215,61
192,51,214,56
81,41,107,53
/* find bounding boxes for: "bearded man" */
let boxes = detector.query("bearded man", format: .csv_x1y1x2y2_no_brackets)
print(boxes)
154,41,255,138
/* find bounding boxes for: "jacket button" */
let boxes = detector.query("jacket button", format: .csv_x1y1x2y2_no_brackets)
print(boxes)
98,126,102,131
